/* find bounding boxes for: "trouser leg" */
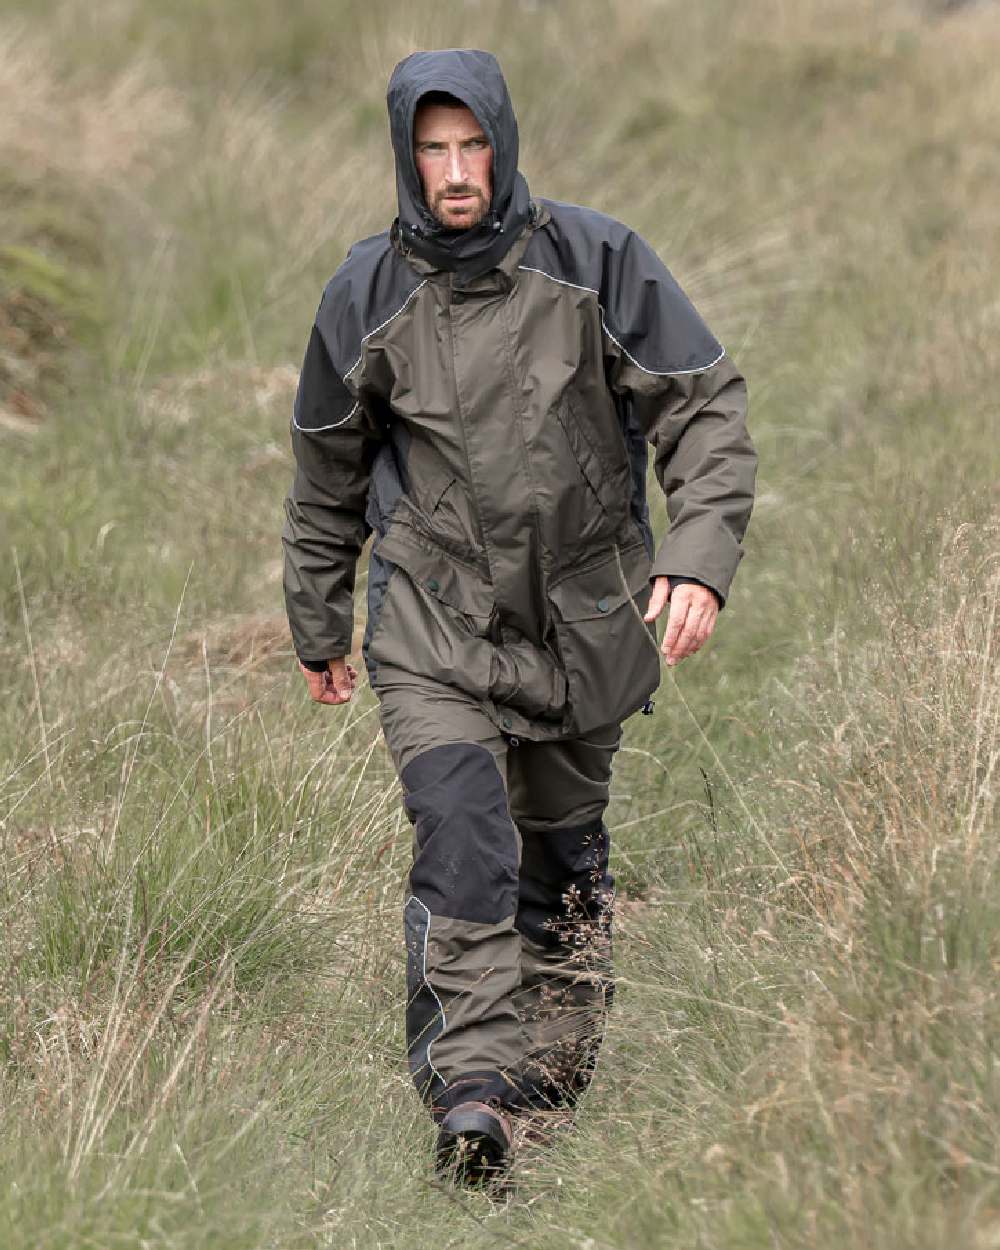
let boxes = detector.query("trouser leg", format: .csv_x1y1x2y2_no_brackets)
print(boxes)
508,722,622,1108
376,668,529,1120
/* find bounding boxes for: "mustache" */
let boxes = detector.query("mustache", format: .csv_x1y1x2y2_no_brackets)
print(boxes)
434,185,485,202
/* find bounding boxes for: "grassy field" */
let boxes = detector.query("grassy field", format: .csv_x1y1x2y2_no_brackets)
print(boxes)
2,0,998,1245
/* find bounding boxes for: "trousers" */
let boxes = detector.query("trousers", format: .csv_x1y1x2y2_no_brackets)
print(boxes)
374,664,621,1122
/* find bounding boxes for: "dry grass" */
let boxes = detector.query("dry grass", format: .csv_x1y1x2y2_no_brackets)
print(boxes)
2,0,999,1245
0,23,186,187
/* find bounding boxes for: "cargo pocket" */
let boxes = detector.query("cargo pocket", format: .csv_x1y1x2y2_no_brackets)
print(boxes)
489,637,568,722
366,528,496,695
548,543,661,733
368,524,569,723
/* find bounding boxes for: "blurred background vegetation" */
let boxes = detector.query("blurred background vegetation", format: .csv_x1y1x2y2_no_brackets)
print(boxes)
1,0,998,1245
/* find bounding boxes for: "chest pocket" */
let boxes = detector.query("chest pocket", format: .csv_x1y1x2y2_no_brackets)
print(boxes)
397,453,484,566
554,394,629,525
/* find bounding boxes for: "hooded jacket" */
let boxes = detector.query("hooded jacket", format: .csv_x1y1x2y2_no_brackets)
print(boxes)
281,48,757,740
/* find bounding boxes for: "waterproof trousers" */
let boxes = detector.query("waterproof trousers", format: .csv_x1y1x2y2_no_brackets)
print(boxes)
374,664,620,1122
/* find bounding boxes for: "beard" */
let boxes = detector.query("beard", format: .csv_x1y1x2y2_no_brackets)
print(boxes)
430,184,490,229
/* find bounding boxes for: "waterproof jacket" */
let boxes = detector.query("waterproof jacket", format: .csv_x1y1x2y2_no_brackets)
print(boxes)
282,48,757,741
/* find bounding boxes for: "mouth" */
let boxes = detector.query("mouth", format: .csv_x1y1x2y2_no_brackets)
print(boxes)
430,189,487,227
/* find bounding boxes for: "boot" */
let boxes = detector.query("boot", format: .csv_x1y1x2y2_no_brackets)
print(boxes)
435,1101,513,1186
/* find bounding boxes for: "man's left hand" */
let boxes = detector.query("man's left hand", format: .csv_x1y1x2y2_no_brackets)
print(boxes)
643,577,719,667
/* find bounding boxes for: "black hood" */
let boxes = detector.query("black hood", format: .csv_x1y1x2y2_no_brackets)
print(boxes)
386,48,533,282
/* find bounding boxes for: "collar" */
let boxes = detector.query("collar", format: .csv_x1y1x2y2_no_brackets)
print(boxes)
391,200,550,294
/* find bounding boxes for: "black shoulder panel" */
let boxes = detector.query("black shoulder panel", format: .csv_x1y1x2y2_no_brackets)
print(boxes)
522,199,723,375
291,321,357,432
314,231,426,382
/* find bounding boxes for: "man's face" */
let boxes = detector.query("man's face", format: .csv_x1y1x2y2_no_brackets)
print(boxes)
413,101,493,230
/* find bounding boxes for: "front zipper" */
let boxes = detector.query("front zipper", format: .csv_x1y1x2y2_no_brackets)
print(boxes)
443,280,494,589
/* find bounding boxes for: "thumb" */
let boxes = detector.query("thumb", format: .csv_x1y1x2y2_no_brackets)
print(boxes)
644,576,671,623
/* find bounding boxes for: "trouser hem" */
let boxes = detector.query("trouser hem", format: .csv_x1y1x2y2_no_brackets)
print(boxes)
429,1069,531,1124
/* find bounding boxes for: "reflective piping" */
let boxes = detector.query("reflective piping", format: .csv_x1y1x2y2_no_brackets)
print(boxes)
291,400,358,433
407,894,446,1087
517,264,727,377
603,325,726,377
517,265,599,297
343,279,429,381
293,278,428,432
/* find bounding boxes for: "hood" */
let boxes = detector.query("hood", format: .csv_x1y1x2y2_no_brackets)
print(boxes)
386,48,533,282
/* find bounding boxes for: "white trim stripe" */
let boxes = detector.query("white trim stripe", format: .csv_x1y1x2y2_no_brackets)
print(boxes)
407,894,446,1086
291,400,359,433
517,264,726,377
517,265,598,297
291,278,428,433
604,325,726,377
343,280,429,381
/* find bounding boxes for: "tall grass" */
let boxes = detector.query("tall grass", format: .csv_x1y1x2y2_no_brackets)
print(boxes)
2,0,999,1245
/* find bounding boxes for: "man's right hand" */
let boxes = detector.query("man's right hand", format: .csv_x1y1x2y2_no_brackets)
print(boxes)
298,657,358,705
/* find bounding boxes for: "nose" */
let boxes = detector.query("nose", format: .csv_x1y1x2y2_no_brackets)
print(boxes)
445,142,467,185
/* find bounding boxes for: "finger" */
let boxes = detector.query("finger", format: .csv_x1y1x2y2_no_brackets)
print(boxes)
300,662,349,705
643,578,670,623
317,685,351,705
695,611,718,650
688,605,714,652
662,595,690,659
669,605,705,665
329,667,355,702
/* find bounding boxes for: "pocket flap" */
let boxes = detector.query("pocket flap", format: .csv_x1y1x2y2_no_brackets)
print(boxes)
375,525,494,619
548,544,651,623
409,455,456,515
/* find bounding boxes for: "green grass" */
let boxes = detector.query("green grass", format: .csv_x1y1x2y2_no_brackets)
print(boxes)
2,0,999,1245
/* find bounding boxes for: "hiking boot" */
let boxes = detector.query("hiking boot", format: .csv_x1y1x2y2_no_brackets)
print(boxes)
435,1101,513,1186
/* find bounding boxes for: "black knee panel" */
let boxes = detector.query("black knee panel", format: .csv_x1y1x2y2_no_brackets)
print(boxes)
402,743,518,924
516,819,614,950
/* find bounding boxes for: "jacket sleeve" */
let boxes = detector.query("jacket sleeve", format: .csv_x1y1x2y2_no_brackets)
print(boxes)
604,230,757,607
281,312,384,662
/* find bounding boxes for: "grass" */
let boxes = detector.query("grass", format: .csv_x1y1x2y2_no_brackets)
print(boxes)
2,0,999,1245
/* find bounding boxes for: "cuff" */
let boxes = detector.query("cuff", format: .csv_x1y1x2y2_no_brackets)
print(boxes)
662,575,723,610
298,657,332,673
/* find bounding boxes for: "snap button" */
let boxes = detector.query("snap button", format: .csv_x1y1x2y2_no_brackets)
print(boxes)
427,578,440,593
501,715,512,730
596,596,610,613
452,292,465,305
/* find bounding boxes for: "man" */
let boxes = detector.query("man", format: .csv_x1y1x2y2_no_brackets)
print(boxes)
282,48,756,1183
